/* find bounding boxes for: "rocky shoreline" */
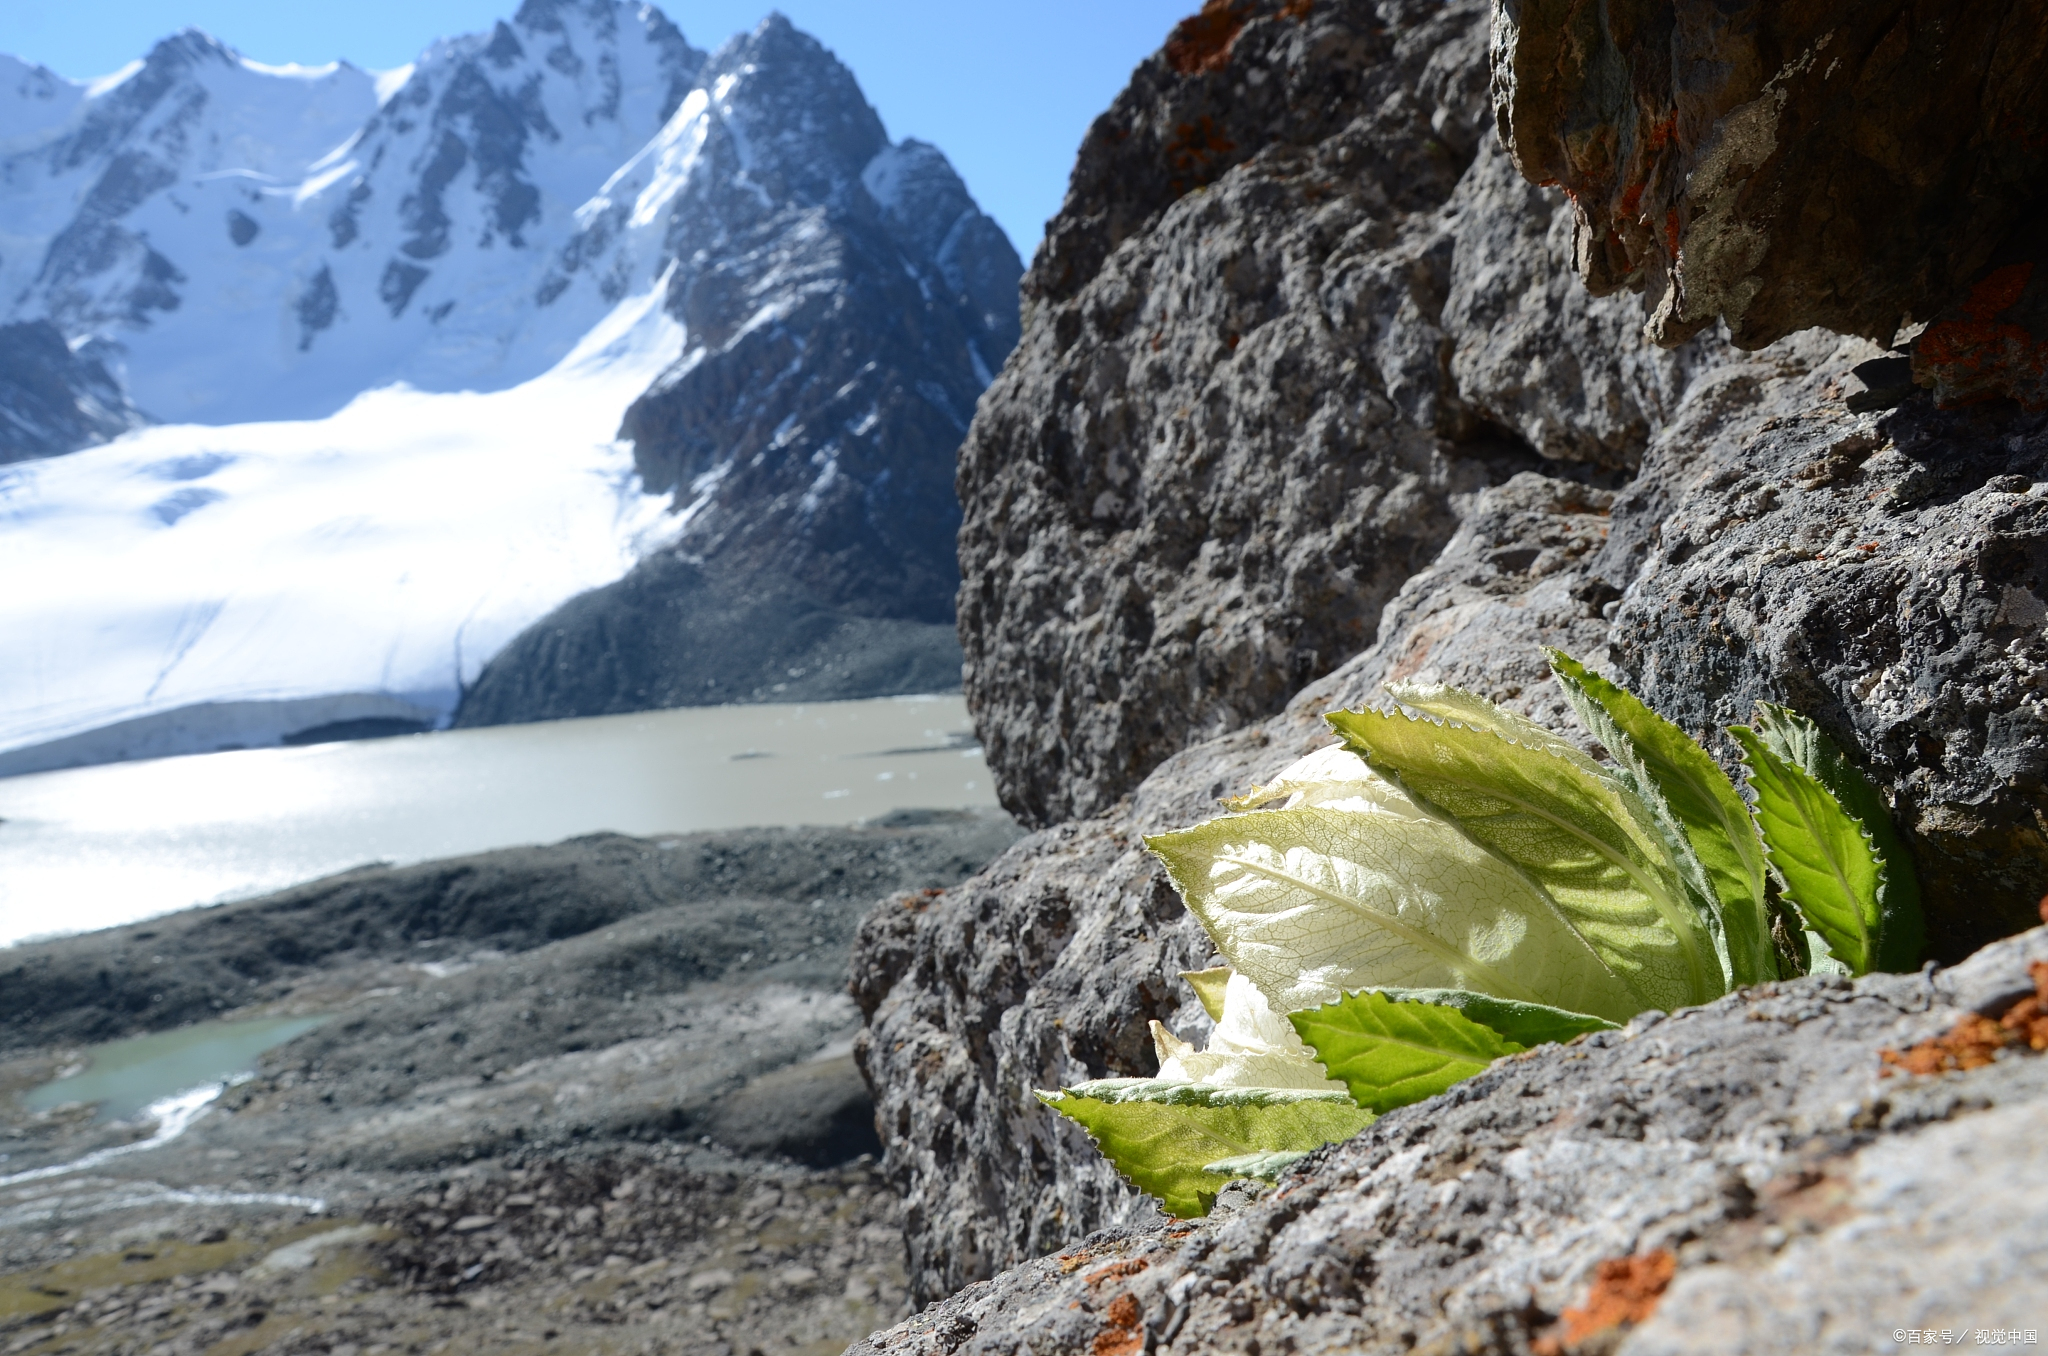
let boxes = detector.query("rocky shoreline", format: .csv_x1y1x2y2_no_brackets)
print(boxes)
0,812,1021,1356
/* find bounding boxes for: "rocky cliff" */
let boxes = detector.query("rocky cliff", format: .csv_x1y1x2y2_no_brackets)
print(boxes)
855,0,2048,1317
0,321,142,462
958,0,1713,828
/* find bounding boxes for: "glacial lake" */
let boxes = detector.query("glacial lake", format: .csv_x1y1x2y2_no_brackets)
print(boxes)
20,1016,331,1124
0,695,998,947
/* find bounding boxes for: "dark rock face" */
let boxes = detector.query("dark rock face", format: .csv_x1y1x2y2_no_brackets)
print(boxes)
957,0,1716,829
854,928,2048,1356
458,20,1020,728
1488,0,2048,357
617,23,1017,624
456,554,962,723
0,320,144,462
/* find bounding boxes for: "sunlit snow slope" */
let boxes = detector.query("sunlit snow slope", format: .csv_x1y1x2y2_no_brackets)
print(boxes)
0,277,682,771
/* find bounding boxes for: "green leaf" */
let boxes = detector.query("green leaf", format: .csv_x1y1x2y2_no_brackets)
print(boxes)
1145,800,1643,1026
1329,700,1726,1012
1367,987,1619,1046
1288,991,1525,1114
1180,967,1233,1022
1546,651,1777,986
1746,705,1923,972
1037,1080,1373,1217
1730,725,1913,976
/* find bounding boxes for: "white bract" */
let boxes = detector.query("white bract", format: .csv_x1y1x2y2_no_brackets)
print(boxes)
1150,972,1344,1092
1149,745,1644,1024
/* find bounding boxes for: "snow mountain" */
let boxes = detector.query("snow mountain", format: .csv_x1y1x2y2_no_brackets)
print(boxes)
0,2,701,425
455,16,1021,725
0,5,1020,772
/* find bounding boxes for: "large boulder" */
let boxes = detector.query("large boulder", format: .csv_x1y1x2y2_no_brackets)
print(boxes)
854,927,2048,1356
853,319,1860,1304
856,0,2048,1316
1488,0,2048,355
957,0,1711,829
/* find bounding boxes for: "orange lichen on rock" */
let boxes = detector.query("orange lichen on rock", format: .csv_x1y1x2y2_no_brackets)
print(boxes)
1915,262,2048,410
1165,1,1249,76
1091,1293,1145,1356
1880,960,2048,1076
1164,115,1237,195
1534,1250,1677,1355
1083,1258,1147,1287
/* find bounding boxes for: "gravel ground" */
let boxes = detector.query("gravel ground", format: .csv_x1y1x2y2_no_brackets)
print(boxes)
0,812,1022,1356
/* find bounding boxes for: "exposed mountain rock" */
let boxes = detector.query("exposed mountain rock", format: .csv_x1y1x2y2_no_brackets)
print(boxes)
0,320,142,462
455,557,962,723
854,0,2048,1308
957,0,1709,829
1489,0,2048,357
854,926,2048,1356
457,19,1018,727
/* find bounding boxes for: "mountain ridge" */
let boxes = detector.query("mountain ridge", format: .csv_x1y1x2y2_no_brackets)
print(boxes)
0,5,1018,767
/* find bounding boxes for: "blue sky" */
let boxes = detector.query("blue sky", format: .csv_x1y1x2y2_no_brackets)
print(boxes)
0,0,1198,258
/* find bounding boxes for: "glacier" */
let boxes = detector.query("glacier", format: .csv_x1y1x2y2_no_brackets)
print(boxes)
0,272,683,769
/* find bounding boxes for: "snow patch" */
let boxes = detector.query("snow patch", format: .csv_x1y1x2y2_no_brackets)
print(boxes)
370,63,417,105
82,59,144,99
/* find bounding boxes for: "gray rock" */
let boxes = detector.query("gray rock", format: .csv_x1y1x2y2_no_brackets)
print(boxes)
851,927,2048,1356
957,0,1729,831
0,320,143,462
1610,389,2048,962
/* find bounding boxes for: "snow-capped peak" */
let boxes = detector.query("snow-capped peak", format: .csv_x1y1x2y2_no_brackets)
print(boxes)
0,3,703,426
0,5,1022,776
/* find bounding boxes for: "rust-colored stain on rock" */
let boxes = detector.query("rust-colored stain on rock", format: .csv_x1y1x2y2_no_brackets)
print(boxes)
1165,115,1237,195
1084,1259,1148,1287
1534,1250,1677,1354
1091,1292,1144,1356
1916,262,2048,410
1881,959,2048,1076
1165,1,1249,76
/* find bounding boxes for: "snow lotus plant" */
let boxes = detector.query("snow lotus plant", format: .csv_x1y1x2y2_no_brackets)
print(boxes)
1037,651,1924,1217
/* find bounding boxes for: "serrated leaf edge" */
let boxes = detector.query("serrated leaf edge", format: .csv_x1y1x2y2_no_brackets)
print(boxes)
1731,728,1882,973
1329,704,1722,1006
